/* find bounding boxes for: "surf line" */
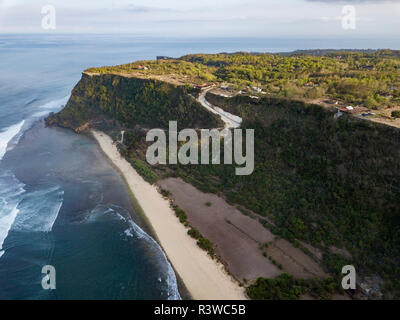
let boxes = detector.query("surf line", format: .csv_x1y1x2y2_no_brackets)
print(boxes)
0,120,25,161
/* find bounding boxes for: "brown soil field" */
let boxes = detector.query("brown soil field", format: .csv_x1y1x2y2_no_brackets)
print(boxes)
158,177,327,283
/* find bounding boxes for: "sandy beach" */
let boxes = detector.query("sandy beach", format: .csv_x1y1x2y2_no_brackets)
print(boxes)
92,130,246,300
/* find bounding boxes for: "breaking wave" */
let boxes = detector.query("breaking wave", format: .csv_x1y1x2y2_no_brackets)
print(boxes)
0,171,25,258
0,96,68,259
83,204,181,300
32,95,69,119
0,96,69,164
11,185,64,233
0,178,64,259
116,211,181,300
0,120,25,161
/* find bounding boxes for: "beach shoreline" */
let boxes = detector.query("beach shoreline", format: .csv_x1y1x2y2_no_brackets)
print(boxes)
91,130,247,300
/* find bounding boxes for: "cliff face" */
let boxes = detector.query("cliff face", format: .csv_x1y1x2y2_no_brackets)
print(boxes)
46,73,220,131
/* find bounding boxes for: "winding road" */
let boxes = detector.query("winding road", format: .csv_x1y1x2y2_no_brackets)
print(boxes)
198,88,242,129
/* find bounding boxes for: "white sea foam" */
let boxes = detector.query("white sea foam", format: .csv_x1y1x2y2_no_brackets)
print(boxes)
0,96,69,258
0,96,69,162
0,120,25,161
33,96,70,119
0,171,26,259
74,204,181,299
122,214,181,300
32,95,69,119
0,96,68,171
124,228,133,237
99,206,181,299
0,206,20,258
38,96,69,110
11,186,64,232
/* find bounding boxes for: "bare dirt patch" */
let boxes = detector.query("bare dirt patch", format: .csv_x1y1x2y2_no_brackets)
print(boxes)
158,177,327,283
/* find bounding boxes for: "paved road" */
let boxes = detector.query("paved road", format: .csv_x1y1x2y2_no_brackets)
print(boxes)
198,88,242,129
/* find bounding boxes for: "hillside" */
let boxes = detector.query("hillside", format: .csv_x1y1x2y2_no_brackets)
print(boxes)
46,52,400,299
86,50,400,110
46,72,221,131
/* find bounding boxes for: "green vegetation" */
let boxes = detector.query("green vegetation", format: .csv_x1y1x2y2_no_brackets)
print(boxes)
169,92,400,292
130,159,158,184
169,202,216,256
197,238,214,256
187,228,214,256
392,110,400,118
47,50,400,296
87,59,218,84
160,188,171,197
46,73,221,131
171,204,215,256
172,204,187,224
87,50,400,109
323,253,352,276
188,228,202,239
247,273,340,300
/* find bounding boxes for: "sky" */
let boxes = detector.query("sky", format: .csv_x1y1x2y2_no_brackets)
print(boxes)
0,0,399,38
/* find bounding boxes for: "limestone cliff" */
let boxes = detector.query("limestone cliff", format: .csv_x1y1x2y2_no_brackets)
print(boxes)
46,72,221,131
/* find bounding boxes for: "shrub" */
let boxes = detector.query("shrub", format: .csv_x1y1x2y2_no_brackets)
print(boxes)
246,274,304,300
172,205,187,223
246,274,338,300
188,228,202,239
160,189,170,197
391,110,400,118
197,238,214,255
130,159,158,184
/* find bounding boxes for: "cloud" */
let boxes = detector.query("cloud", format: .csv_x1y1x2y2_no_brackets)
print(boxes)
315,15,372,21
0,0,399,37
0,0,17,8
122,5,173,14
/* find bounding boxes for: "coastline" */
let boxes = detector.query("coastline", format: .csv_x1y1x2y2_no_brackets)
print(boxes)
91,130,247,300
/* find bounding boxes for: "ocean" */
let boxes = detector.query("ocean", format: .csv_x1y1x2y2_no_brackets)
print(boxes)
0,34,398,300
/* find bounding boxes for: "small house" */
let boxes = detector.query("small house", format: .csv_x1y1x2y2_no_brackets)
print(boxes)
196,83,216,89
338,107,354,114
134,65,148,70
